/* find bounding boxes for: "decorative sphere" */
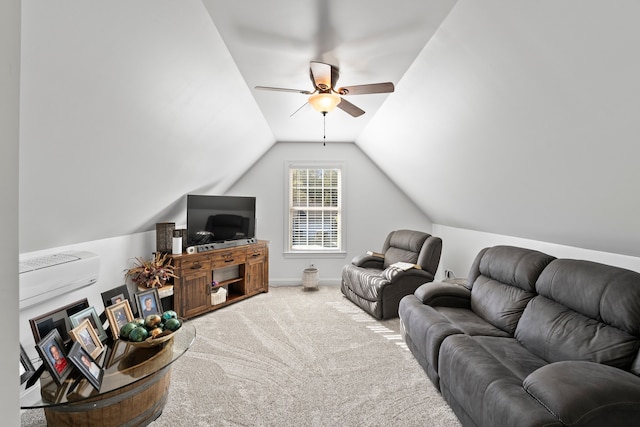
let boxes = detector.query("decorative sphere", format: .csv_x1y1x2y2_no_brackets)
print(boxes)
132,318,145,327
119,322,138,340
128,326,149,342
164,318,182,332
162,310,178,321
144,314,162,328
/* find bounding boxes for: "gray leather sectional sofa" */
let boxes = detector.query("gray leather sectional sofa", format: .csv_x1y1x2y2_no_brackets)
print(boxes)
399,245,640,426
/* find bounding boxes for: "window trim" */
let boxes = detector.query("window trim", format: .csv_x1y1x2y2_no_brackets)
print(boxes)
283,160,346,256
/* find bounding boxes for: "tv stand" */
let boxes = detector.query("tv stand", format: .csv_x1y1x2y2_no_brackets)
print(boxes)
170,240,268,319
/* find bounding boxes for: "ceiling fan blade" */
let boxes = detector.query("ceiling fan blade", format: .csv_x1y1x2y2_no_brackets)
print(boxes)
255,86,312,95
337,82,395,95
337,98,365,117
309,61,336,91
290,102,308,117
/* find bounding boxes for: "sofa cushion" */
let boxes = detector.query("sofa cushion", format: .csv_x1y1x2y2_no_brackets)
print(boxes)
515,296,640,370
381,230,427,268
438,335,557,427
341,285,382,319
341,265,386,301
470,276,538,335
524,361,640,426
536,259,640,336
468,246,556,335
434,307,512,338
515,259,640,371
468,246,555,292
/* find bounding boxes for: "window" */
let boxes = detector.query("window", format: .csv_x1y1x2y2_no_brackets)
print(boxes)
287,163,344,253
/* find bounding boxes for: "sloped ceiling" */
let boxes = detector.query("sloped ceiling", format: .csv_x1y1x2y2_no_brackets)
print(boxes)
359,1,640,257
19,0,274,252
19,0,640,259
201,0,457,142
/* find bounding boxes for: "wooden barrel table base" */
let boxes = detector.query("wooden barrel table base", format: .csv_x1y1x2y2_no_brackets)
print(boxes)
44,365,171,427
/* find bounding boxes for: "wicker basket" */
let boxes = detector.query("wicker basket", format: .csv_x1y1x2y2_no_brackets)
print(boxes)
211,286,227,305
302,266,319,289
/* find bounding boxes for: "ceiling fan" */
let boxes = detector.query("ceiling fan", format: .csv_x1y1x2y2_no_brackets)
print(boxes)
255,61,394,117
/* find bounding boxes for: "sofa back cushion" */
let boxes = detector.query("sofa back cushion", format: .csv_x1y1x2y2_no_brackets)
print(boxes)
382,230,428,268
515,259,640,372
468,246,556,335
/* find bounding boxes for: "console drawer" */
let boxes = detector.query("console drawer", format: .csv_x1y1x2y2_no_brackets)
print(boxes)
210,248,246,268
177,258,211,272
246,246,266,262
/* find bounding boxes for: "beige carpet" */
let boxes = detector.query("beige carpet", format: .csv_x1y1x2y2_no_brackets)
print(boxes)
22,285,460,426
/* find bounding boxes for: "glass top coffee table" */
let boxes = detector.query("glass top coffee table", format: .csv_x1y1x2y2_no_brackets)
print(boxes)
21,320,195,425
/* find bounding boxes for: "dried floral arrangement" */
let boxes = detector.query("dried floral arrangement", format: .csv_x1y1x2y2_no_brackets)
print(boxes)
125,252,178,288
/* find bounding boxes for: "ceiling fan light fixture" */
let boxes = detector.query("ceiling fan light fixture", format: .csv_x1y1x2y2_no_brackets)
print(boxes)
308,92,341,113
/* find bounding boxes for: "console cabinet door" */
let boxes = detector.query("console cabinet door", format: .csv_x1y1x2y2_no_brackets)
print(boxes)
246,260,264,295
246,244,268,295
179,269,211,319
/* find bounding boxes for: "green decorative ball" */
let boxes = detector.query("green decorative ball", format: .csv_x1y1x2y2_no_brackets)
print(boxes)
162,310,178,321
164,318,182,332
128,326,149,342
119,322,138,340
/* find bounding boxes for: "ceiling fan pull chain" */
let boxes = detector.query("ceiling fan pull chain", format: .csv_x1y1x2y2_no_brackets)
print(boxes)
323,112,327,146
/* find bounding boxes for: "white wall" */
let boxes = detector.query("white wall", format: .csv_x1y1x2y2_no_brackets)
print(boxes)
1,0,20,422
228,141,434,285
434,224,640,281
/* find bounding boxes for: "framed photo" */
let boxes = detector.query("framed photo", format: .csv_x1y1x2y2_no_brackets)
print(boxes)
69,306,107,343
67,341,103,391
105,300,134,340
101,284,137,316
136,288,162,317
69,318,104,359
105,338,131,368
35,329,72,385
20,344,36,385
29,298,89,344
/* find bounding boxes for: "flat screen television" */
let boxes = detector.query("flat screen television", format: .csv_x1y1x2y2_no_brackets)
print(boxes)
186,195,256,246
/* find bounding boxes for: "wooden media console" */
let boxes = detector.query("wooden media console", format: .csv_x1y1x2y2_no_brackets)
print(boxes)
169,240,269,319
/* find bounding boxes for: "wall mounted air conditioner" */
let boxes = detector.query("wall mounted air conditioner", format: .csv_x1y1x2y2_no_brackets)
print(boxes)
19,250,100,310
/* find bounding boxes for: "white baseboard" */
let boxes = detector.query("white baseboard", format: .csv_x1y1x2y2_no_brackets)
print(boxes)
269,278,341,287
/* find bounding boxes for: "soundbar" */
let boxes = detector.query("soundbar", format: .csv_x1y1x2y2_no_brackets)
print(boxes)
188,237,257,254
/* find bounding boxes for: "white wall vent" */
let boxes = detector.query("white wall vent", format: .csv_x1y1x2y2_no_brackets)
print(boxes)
19,250,100,310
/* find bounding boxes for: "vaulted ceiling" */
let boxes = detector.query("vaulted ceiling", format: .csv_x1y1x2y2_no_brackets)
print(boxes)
18,0,640,258
201,0,457,142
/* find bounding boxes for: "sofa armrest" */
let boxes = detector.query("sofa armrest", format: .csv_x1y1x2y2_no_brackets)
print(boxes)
523,361,640,425
351,254,384,269
386,267,433,282
413,281,471,308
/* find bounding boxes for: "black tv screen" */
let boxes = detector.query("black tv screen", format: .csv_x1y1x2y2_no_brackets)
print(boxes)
186,195,256,246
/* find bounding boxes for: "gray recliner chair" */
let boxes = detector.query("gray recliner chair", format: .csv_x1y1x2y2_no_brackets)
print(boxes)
341,229,442,319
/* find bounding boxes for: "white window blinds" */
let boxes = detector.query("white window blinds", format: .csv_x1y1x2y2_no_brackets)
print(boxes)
288,166,342,251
